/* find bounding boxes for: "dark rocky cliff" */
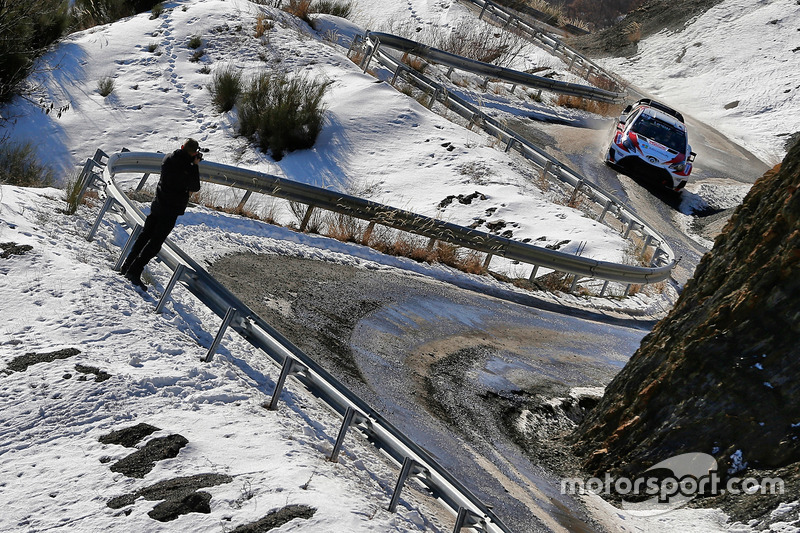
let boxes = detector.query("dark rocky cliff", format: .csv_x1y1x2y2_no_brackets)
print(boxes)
572,138,800,483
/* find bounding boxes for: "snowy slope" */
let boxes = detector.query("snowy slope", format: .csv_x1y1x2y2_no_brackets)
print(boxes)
3,0,628,273
2,0,798,531
598,0,800,166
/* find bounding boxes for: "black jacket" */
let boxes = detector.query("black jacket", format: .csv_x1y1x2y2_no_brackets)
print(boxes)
154,149,201,215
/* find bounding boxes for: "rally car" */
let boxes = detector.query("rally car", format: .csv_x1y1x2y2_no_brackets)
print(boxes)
605,99,696,191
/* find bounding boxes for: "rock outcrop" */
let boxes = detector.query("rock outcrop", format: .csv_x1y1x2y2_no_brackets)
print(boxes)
572,139,800,480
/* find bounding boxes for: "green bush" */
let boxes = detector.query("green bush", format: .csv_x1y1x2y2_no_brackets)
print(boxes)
0,140,56,187
97,76,115,97
72,0,164,28
188,35,203,49
312,0,353,18
0,1,71,103
209,66,243,113
238,72,330,161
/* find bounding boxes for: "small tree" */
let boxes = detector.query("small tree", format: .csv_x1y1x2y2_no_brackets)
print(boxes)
0,0,71,103
238,72,330,161
209,65,242,113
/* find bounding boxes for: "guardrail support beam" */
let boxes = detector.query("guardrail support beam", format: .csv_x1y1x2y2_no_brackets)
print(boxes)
330,406,370,463
87,196,117,242
600,280,610,297
268,357,308,410
454,507,486,532
204,307,239,362
299,205,316,232
236,190,253,211
155,264,189,314
389,457,428,513
114,224,143,271
135,173,151,191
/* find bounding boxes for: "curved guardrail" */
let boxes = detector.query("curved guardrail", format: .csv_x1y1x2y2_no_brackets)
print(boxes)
105,151,674,285
351,37,676,289
458,0,624,91
79,150,512,533
363,32,626,104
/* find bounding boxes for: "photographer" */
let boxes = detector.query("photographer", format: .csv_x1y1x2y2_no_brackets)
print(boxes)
120,138,203,291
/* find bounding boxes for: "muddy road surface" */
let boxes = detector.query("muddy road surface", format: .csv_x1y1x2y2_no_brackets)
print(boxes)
212,253,651,533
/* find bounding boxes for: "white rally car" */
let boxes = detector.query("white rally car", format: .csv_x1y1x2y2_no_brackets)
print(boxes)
605,99,696,192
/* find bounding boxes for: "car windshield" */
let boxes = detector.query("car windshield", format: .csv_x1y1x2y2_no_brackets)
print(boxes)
631,115,686,152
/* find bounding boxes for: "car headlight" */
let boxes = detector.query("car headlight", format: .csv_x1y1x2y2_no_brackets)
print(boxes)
621,137,635,151
670,161,686,172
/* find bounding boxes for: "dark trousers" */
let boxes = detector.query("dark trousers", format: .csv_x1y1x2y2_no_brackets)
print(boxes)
124,206,179,277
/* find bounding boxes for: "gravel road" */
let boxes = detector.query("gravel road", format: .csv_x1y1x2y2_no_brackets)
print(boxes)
211,253,651,533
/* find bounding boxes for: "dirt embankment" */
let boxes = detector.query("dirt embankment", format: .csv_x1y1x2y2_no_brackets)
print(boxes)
569,0,728,58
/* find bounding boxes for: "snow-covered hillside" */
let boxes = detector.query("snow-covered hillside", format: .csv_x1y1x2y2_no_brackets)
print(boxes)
2,0,799,531
598,0,800,166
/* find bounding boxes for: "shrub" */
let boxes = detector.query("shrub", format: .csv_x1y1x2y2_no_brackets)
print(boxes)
97,76,115,96
72,0,163,29
150,2,164,18
238,72,331,160
255,13,273,38
188,35,203,49
283,0,312,23
0,1,71,103
312,0,353,18
63,172,85,214
209,65,242,113
0,140,56,187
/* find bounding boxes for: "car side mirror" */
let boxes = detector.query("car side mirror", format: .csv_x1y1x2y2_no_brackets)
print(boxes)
688,152,696,162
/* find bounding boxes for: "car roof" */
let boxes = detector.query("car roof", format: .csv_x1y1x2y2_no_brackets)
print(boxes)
638,106,686,132
635,98,685,122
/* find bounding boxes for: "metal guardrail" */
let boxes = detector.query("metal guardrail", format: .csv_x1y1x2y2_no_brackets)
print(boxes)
458,0,624,91
362,32,625,104
78,150,512,533
351,37,676,289
105,151,673,286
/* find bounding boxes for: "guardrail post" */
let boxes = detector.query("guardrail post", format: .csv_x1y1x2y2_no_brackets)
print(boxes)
453,507,485,532
330,406,370,463
640,235,653,258
528,265,539,281
428,88,440,109
598,199,613,222
540,161,553,180
446,66,454,78
568,55,577,72
482,253,493,270
87,196,117,242
114,224,143,271
478,2,488,19
135,173,151,191
569,274,580,293
391,64,404,85
204,307,238,362
155,264,188,314
505,137,516,153
268,356,308,410
569,180,584,205
623,220,638,239
599,280,610,297
426,237,437,251
236,190,253,211
299,204,316,232
389,457,428,513
362,221,376,245
361,38,380,73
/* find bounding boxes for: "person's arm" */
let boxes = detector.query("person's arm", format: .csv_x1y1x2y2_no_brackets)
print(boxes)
188,155,201,193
